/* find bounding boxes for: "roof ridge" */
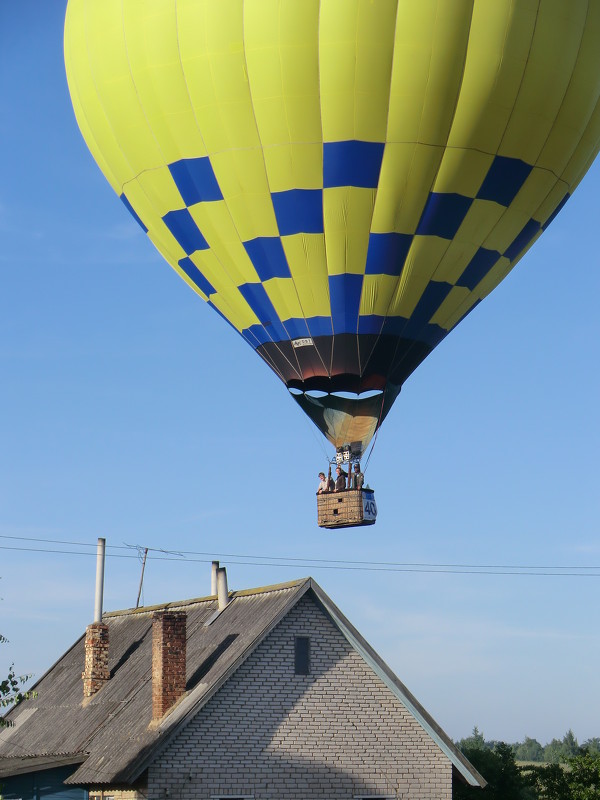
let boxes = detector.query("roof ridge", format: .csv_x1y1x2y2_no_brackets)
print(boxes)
103,578,309,618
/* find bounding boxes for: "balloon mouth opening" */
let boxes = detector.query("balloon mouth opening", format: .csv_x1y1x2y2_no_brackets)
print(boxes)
288,386,391,454
288,388,384,401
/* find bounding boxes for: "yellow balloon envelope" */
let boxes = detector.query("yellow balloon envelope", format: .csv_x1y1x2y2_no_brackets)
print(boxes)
64,0,600,455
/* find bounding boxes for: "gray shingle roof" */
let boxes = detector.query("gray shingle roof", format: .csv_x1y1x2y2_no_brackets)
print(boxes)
0,577,484,788
0,579,308,784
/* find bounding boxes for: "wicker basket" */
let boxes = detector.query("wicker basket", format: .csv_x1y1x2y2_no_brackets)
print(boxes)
317,489,376,529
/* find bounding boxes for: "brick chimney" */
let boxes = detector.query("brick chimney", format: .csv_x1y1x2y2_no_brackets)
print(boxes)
152,611,187,720
82,622,110,697
82,537,109,698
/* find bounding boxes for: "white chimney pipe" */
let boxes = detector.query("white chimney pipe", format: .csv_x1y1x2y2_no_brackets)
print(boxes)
211,560,220,596
217,567,229,610
93,537,106,623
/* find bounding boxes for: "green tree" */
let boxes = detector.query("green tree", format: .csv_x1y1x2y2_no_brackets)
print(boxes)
569,749,600,800
522,749,600,800
581,739,600,756
523,763,571,800
457,726,489,752
545,740,565,764
455,740,534,800
544,732,581,765
516,737,546,763
0,633,32,727
562,731,580,759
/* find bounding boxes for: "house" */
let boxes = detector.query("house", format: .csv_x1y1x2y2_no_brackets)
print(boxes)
0,564,485,800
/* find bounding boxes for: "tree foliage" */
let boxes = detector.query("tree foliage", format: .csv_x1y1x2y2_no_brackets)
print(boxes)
0,633,32,727
455,729,600,800
454,731,535,800
458,728,598,765
544,732,581,765
516,737,546,763
582,740,600,757
457,727,488,752
523,763,571,800
568,750,600,800
523,750,600,800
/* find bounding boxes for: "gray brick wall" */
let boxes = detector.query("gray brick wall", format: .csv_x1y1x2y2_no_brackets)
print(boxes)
148,594,451,800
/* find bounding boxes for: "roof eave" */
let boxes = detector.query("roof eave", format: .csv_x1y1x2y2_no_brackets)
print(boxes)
0,753,88,779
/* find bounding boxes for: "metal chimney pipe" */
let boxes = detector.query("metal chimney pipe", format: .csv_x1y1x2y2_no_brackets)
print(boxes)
93,537,106,623
216,567,229,610
211,560,220,596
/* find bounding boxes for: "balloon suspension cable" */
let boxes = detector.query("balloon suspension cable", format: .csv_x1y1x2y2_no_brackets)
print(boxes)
362,390,387,475
298,397,331,463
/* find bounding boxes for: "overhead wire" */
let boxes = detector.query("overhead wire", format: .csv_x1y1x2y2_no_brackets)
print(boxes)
0,535,598,577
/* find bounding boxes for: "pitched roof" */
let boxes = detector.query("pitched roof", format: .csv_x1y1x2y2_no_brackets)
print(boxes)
0,578,484,788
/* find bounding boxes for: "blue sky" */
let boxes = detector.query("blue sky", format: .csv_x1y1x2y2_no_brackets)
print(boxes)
1,2,599,746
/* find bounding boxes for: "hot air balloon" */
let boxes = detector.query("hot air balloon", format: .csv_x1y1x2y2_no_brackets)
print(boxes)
64,0,600,525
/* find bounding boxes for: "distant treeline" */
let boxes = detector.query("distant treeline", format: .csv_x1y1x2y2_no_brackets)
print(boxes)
457,727,600,763
454,728,600,800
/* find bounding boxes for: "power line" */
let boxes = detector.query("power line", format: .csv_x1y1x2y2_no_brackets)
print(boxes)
0,534,598,570
0,536,598,577
0,535,131,550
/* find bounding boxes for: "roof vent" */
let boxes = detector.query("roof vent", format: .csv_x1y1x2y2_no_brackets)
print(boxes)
211,560,219,596
217,566,229,610
93,537,106,623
